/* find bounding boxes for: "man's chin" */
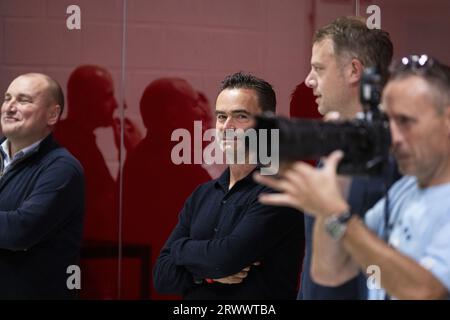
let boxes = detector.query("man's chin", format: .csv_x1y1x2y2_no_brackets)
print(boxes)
397,161,413,176
317,105,327,116
1,125,19,135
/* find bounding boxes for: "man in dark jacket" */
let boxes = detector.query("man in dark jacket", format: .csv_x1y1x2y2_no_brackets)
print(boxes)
0,73,85,299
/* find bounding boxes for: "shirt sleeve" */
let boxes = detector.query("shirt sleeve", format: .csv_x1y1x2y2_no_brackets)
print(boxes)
364,197,385,236
152,193,201,295
0,157,84,251
418,217,450,294
364,177,414,238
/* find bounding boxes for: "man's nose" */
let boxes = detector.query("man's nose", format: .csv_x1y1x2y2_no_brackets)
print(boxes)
390,121,403,147
223,116,235,129
305,71,316,89
2,99,17,113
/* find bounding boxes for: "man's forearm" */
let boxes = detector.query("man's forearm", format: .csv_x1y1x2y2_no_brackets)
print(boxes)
311,216,359,286
342,216,447,299
153,248,198,294
171,236,257,278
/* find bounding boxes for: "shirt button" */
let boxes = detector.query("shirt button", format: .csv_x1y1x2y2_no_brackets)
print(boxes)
221,200,226,205
214,228,219,232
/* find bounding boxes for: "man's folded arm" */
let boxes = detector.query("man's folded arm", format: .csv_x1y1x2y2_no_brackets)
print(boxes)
170,201,300,279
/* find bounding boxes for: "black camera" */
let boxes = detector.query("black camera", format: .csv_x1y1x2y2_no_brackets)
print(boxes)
255,68,391,176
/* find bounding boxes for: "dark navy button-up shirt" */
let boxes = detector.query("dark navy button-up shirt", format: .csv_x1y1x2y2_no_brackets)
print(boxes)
153,166,305,299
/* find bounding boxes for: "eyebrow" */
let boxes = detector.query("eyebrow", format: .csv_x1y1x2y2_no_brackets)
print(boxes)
311,62,324,68
17,93,33,100
215,109,252,115
4,93,34,101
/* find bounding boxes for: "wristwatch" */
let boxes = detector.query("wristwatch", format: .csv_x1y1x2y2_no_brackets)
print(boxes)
324,211,353,241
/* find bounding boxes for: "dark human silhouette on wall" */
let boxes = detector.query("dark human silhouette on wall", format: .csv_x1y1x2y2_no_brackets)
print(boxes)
122,78,212,299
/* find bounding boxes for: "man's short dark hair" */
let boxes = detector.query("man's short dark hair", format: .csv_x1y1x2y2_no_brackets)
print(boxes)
314,16,393,86
220,72,276,113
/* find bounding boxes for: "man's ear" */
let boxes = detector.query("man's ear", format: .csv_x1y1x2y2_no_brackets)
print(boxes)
47,104,61,126
348,58,364,85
